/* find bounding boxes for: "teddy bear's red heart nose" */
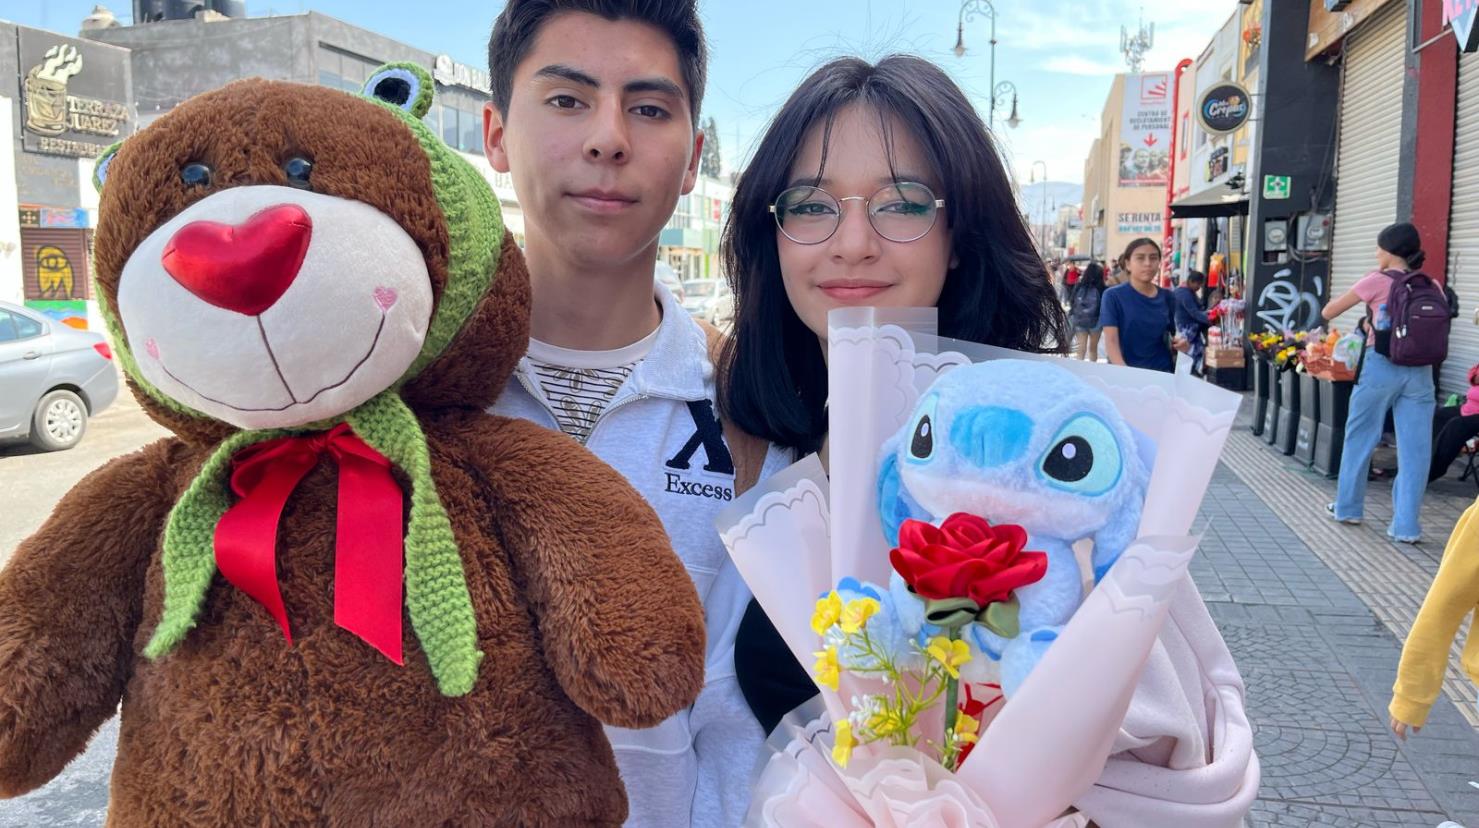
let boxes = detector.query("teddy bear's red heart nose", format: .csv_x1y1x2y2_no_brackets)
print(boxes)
161,204,313,317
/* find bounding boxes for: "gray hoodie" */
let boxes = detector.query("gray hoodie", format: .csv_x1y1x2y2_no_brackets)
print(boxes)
490,283,784,827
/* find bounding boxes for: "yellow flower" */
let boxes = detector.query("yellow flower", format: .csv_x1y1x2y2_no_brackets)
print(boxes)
867,706,906,739
839,597,881,635
927,636,972,679
813,646,841,691
811,591,843,636
832,719,855,768
953,710,981,745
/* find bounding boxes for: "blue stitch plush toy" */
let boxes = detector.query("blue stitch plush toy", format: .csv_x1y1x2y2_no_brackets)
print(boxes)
878,359,1153,696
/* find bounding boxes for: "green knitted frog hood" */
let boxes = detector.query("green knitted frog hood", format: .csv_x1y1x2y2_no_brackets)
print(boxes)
88,63,530,696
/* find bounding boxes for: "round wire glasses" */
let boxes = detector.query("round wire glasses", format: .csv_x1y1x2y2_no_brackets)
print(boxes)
769,182,945,245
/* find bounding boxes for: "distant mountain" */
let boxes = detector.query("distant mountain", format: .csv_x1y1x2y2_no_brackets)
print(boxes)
1018,181,1084,225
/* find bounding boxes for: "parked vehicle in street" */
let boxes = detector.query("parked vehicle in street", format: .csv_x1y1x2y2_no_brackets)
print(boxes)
0,301,119,451
655,261,685,306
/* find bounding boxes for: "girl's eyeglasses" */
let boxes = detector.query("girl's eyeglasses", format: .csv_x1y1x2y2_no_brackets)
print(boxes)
770,182,944,245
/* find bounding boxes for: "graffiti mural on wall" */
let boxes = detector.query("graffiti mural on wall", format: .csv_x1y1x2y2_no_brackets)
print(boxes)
1255,267,1324,333
35,245,77,298
25,300,88,330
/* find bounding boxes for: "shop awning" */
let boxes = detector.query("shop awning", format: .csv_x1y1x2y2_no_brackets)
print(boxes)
1170,187,1249,219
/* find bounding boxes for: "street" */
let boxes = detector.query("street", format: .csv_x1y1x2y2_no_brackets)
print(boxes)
0,373,167,560
1,399,1478,826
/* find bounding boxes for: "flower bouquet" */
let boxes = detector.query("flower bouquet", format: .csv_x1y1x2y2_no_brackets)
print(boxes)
718,309,1259,827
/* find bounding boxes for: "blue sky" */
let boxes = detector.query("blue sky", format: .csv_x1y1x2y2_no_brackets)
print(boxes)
9,1,1235,191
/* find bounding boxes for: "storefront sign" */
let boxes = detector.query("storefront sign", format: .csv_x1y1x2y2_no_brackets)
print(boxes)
1445,0,1479,53
1116,211,1161,235
1207,146,1230,182
1118,73,1172,188
1197,82,1252,135
19,31,130,158
432,54,491,92
18,205,89,229
1263,175,1292,200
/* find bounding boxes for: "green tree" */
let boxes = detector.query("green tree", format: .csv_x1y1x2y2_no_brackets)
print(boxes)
700,116,722,179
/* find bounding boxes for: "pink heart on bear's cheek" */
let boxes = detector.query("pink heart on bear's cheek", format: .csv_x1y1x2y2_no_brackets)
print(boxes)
373,287,398,312
145,338,160,360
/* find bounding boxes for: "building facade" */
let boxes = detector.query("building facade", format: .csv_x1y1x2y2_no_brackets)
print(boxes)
1079,73,1172,268
85,11,525,246
2,23,134,329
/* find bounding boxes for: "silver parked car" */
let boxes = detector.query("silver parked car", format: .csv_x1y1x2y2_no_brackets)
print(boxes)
0,300,119,451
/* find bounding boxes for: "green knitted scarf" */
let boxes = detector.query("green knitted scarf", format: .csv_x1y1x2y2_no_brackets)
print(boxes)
142,393,482,695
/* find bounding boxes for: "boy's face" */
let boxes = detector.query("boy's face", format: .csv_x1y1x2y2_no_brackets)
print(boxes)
485,12,703,270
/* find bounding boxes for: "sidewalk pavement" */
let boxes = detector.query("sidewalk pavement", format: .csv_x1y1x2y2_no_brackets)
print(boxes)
1203,404,1479,826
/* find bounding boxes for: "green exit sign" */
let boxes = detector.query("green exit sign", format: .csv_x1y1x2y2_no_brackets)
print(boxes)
1263,175,1292,200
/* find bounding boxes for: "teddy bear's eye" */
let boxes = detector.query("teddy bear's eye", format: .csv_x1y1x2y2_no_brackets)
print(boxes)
180,162,212,188
282,156,313,189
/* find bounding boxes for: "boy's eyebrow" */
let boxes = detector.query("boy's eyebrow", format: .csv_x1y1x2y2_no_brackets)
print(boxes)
532,65,684,100
533,64,600,88
624,77,685,99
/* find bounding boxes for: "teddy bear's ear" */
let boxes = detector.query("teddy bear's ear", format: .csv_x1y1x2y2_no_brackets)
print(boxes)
92,140,123,193
363,62,434,120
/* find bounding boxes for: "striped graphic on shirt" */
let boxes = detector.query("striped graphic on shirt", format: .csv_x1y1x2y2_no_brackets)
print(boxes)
527,360,635,444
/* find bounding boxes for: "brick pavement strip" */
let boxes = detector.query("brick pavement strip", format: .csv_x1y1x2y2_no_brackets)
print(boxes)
1200,420,1479,827
1219,425,1479,730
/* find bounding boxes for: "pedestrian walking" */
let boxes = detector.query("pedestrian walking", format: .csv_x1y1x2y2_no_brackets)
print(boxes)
1070,262,1106,362
1174,270,1211,375
1100,238,1188,372
1323,222,1437,544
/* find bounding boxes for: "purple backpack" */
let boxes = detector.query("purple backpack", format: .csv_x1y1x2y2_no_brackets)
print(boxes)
1380,269,1450,367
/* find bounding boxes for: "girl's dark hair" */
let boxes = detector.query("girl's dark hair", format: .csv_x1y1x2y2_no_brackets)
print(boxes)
1378,221,1426,270
718,55,1068,456
1077,262,1106,292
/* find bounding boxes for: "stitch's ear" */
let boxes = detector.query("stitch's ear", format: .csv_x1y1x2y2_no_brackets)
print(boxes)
878,449,929,546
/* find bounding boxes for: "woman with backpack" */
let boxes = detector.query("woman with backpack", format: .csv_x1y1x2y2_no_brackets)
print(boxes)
1323,222,1443,544
1070,262,1106,361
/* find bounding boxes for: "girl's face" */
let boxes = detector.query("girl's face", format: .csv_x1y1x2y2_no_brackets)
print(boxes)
1125,244,1162,286
776,104,954,339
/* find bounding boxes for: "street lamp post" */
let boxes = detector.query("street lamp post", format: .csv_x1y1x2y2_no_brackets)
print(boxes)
954,0,1021,131
1030,160,1049,255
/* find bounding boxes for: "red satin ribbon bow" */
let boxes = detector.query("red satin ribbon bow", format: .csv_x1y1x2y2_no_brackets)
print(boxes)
214,422,405,665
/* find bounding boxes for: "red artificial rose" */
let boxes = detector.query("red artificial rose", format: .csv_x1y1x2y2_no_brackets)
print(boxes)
888,513,1048,606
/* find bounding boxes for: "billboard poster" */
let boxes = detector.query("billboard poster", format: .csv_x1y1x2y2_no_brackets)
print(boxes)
1118,72,1171,187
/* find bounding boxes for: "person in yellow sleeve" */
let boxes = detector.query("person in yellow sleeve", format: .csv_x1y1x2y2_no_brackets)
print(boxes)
1390,498,1479,739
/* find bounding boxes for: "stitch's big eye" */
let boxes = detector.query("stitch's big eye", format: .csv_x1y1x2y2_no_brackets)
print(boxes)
1039,414,1122,496
181,162,212,188
907,395,939,462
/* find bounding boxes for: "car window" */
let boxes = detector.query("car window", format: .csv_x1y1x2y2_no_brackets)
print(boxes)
0,311,17,343
12,313,42,340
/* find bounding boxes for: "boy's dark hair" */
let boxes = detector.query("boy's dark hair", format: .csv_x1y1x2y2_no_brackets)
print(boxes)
719,55,1068,457
487,0,708,126
1184,269,1207,287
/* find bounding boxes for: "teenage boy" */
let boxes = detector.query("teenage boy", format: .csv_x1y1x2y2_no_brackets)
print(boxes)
482,2,768,826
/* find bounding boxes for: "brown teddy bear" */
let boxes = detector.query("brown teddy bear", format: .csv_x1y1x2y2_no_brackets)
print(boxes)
0,63,706,826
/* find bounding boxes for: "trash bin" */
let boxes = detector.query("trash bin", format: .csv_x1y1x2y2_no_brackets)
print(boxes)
1276,368,1301,456
1251,356,1269,437
1294,372,1321,467
1264,363,1283,446
1313,379,1353,478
